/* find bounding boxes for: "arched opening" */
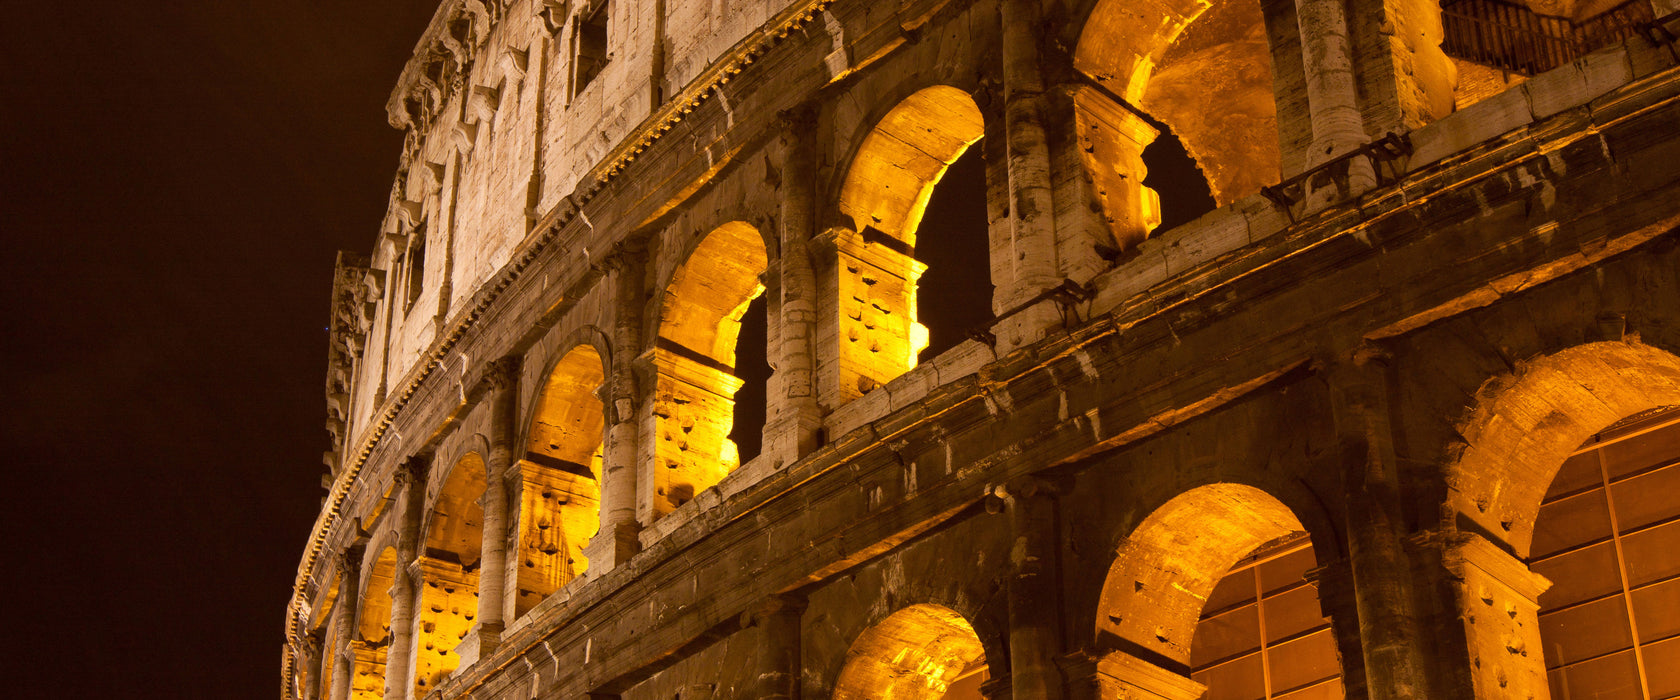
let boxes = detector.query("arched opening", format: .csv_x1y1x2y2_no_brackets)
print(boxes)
833,604,989,699
1073,0,1281,242
1096,484,1342,699
1441,342,1680,698
652,221,768,516
834,86,985,400
913,142,994,361
1532,407,1680,698
413,453,486,696
353,546,398,700
515,345,606,615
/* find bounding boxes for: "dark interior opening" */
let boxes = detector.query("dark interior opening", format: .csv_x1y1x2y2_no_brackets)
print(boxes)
574,2,610,97
729,294,769,464
915,142,993,362
1141,131,1217,234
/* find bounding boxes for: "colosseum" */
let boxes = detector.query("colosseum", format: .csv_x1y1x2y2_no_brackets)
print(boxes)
285,0,1680,697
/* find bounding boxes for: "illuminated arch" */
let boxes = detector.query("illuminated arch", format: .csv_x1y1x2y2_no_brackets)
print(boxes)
1072,0,1281,224
513,344,607,615
832,86,984,401
833,604,989,699
412,453,486,696
1096,483,1342,698
650,221,768,517
1446,341,1680,558
353,546,398,700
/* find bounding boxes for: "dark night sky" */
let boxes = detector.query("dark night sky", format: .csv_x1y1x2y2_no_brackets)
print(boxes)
2,3,438,697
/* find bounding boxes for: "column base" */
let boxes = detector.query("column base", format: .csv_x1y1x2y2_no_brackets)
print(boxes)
582,521,642,576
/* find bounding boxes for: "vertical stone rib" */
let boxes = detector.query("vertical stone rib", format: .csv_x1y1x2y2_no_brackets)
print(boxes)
478,357,519,647
329,546,364,700
752,595,806,700
383,456,428,700
1004,478,1066,700
1295,0,1377,194
599,252,646,567
777,107,823,460
1000,0,1063,350
1330,359,1431,700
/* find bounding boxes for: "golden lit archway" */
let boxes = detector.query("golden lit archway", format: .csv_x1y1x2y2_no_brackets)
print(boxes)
1096,483,1342,698
1447,341,1680,558
1073,0,1281,220
650,221,768,516
514,345,607,615
352,546,398,700
833,604,989,699
832,86,983,401
413,453,486,696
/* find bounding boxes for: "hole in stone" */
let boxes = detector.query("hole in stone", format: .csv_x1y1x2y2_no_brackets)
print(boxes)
729,292,769,464
1141,130,1215,234
916,141,993,362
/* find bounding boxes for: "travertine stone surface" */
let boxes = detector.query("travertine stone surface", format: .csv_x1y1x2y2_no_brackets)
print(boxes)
286,0,1680,698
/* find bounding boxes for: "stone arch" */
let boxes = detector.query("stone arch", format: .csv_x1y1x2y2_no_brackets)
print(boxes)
833,603,991,699
411,452,486,696
649,221,768,517
830,86,985,401
512,342,607,615
1069,0,1284,227
1445,340,1680,558
1094,483,1343,698
353,545,399,700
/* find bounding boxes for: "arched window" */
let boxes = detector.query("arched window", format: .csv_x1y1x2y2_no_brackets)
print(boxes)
514,345,606,616
1073,0,1284,241
650,221,768,516
353,546,398,700
1532,407,1680,699
834,86,985,400
833,604,989,699
413,453,486,696
1097,484,1342,699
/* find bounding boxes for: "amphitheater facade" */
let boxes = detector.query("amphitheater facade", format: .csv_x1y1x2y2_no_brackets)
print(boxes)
287,0,1680,697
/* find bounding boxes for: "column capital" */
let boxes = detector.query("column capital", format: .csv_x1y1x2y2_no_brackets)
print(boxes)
394,454,430,488
335,544,365,578
481,355,522,393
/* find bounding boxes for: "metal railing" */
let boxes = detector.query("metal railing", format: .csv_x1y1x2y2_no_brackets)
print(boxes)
1441,0,1655,74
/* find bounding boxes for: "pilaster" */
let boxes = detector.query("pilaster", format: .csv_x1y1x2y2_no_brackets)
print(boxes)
477,355,519,649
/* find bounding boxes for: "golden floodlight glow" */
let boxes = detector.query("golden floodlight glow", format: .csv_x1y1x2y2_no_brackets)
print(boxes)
833,86,981,401
833,604,987,700
652,222,768,517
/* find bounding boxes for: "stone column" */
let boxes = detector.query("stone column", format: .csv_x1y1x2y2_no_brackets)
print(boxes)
477,356,519,650
329,546,364,700
298,631,324,700
1294,0,1376,205
997,0,1064,352
999,478,1065,700
1328,358,1433,699
590,247,644,567
1309,558,1373,699
750,595,806,700
770,107,824,464
383,455,429,700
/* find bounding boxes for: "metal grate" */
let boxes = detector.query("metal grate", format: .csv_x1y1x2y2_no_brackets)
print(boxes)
1441,0,1655,75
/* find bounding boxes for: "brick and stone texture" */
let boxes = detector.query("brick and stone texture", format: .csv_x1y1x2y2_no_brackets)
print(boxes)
290,0,1680,698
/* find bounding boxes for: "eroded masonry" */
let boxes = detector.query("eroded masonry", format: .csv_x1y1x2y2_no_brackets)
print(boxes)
287,0,1680,697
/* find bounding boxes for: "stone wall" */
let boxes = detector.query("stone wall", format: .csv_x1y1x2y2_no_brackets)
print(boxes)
293,0,1680,697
